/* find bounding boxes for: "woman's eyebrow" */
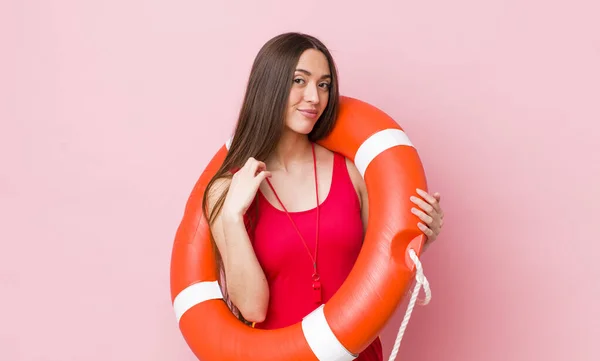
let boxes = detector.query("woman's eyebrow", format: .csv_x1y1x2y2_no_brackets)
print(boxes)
295,68,331,79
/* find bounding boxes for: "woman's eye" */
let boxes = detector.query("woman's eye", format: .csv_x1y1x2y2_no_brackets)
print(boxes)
319,82,331,89
294,78,305,84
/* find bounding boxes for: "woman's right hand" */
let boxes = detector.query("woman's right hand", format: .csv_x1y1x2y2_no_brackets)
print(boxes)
223,157,271,219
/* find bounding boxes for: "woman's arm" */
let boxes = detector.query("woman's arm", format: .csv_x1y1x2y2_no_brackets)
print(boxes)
344,158,444,251
207,178,270,323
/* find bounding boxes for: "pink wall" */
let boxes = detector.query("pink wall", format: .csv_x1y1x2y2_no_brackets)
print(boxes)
2,1,599,360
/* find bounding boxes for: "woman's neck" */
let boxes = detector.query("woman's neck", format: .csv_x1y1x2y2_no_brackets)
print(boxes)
266,129,313,172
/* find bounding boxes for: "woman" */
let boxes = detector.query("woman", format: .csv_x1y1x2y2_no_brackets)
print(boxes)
202,32,444,360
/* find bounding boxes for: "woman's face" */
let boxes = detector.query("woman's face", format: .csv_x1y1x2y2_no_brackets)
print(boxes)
284,49,332,135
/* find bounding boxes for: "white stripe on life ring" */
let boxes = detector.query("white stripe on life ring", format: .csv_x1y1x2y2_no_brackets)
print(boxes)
226,136,233,150
354,129,414,177
301,305,357,361
173,281,223,323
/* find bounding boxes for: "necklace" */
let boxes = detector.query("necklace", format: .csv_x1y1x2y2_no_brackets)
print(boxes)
264,142,321,304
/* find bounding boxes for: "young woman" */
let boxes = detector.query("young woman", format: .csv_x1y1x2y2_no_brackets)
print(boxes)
203,32,444,360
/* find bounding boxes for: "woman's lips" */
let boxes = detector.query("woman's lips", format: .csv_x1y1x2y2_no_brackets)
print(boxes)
298,109,318,119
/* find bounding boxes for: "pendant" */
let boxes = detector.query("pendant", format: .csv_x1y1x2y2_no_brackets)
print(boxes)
312,273,322,304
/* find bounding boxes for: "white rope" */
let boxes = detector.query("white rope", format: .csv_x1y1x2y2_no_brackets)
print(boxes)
387,248,431,361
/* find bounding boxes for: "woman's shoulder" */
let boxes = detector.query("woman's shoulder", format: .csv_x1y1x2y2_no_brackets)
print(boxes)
206,177,231,211
314,143,365,201
209,176,231,195
343,156,366,203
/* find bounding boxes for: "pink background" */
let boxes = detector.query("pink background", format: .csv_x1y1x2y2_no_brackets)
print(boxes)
2,1,599,360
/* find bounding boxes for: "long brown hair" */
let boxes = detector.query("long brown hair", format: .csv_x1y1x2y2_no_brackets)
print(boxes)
201,32,340,321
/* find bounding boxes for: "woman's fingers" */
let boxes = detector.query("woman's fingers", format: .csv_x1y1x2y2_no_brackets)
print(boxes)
410,195,435,215
416,188,441,213
243,157,267,178
418,222,434,237
411,207,433,224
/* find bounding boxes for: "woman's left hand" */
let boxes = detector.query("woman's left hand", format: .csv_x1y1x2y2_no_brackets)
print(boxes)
410,188,444,249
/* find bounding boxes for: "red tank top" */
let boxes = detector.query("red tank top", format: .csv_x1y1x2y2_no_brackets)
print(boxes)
250,152,383,361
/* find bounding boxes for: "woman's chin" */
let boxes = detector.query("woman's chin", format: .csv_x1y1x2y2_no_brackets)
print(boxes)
286,118,317,135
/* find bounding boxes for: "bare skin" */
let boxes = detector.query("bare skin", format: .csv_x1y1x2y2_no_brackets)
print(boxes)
206,49,444,323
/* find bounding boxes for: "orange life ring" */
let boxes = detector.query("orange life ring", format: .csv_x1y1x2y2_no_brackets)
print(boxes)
170,96,428,361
